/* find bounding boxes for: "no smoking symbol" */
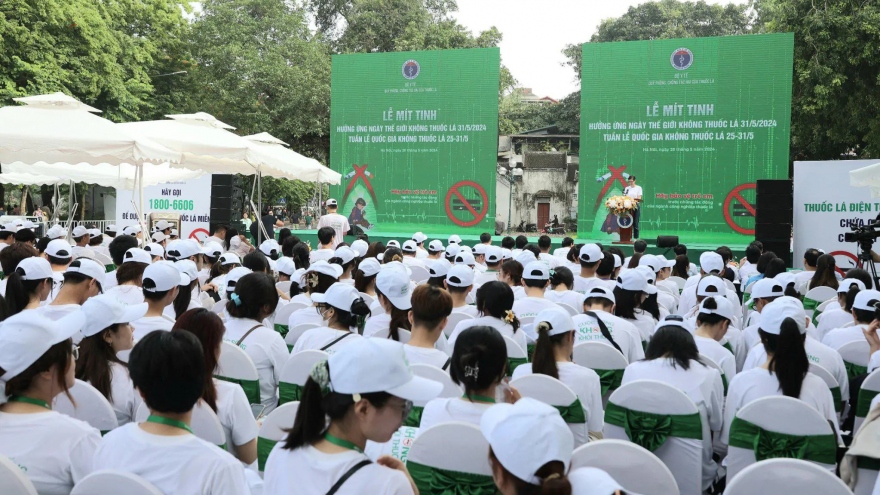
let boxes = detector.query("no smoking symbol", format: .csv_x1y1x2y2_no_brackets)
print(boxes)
723,183,756,235
445,181,489,227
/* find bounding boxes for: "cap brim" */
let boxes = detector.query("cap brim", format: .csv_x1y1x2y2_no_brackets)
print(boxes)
387,374,443,402
118,303,149,324
387,294,412,310
52,311,87,345
478,401,514,439
644,284,657,295
310,292,328,303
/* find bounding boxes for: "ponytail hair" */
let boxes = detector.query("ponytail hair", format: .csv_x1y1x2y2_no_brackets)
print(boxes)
758,318,808,398
325,298,371,330
375,288,409,341
450,326,507,399
4,270,47,316
696,297,728,326
549,266,574,290
488,449,571,495
476,281,520,332
283,361,391,451
531,321,569,380
843,283,861,311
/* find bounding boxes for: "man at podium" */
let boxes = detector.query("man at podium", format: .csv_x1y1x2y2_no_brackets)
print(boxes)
623,175,643,239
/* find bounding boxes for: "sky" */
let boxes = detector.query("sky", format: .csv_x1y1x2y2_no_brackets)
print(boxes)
451,0,749,100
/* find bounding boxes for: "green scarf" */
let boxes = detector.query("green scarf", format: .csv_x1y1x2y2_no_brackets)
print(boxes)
728,417,836,465
407,461,499,495
604,401,702,452
278,382,304,407
214,375,261,404
594,368,625,396
554,398,587,424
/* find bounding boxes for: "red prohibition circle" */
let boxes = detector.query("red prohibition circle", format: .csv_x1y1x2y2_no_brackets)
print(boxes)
188,227,209,240
723,183,757,235
828,250,858,276
445,181,489,227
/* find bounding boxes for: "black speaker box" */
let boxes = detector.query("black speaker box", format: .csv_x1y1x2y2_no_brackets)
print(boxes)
755,223,792,241
760,240,792,266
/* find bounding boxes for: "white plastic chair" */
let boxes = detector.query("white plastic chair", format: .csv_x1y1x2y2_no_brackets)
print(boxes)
93,252,114,267
369,327,412,344
816,297,836,313
410,364,462,401
442,312,474,337
723,278,737,293
216,342,261,405
605,380,704,495
808,363,843,418
0,455,37,495
256,401,300,473
284,323,320,349
199,292,215,311
572,341,628,402
408,422,493,480
358,292,375,307
803,286,838,317
698,354,726,395
275,281,292,294
365,425,420,463
839,340,871,379
277,302,309,324
510,374,589,446
570,439,679,495
53,379,118,434
725,458,851,495
558,303,579,317
278,350,328,406
136,400,226,447
71,470,162,495
667,276,686,293
855,368,880,434
409,265,430,284
726,396,837,481
502,335,527,376
518,315,535,328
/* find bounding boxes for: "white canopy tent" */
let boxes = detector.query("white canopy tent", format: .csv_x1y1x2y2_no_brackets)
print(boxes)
1,161,203,190
242,132,341,184
849,161,880,197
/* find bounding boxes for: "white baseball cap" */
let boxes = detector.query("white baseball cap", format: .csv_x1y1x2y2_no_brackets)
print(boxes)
175,259,199,284
699,296,735,322
0,222,17,233
170,228,179,237
569,467,626,495
260,239,281,257
427,260,450,278
455,251,477,266
123,248,153,265
357,258,381,277
309,260,343,279
46,225,66,240
220,253,241,266
838,278,866,293
774,272,797,291
45,239,73,259
635,265,657,284
155,220,173,231
87,228,102,238
579,244,602,263
0,310,86,379
638,255,663,273
168,239,201,260
699,252,724,274
335,246,357,265
697,275,725,297
485,246,503,264
428,240,444,252
446,264,474,287
311,283,363,312
515,250,537,265
81,294,148,338
105,224,117,234
142,261,188,292
14,257,53,281
377,268,412,310
473,244,488,256
584,286,616,305
459,245,473,254
290,268,306,287
386,240,401,249
122,225,142,236
654,314,693,333
612,254,622,268
522,261,550,280
412,232,428,243
759,296,807,335
480,398,574,485
501,248,513,260
65,258,105,282
853,290,880,312
276,257,296,276
444,244,460,258
448,234,462,245
151,231,168,243
328,338,442,402
225,266,252,293
350,239,369,258
657,255,676,268
72,225,89,237
401,240,418,253
616,269,656,294
325,198,338,207
750,278,784,299
144,243,165,258
535,307,575,337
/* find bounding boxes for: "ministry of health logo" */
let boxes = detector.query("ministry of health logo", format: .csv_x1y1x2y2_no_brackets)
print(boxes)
402,60,420,79
671,48,693,70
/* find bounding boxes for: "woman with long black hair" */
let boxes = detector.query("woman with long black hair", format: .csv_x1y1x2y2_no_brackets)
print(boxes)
3,257,53,316
363,267,412,341
613,270,657,344
293,283,371,354
808,254,840,291
447,281,525,351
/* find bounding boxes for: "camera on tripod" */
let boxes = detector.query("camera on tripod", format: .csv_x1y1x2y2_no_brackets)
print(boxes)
844,222,880,253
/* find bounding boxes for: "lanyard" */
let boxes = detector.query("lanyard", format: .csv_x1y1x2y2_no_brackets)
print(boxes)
464,394,496,404
146,414,193,434
8,396,51,410
324,433,364,454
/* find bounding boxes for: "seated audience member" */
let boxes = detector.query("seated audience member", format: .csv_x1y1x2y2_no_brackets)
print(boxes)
310,227,337,263
511,261,559,319
363,266,412,340
404,284,453,368
447,281,526,351
573,286,644,364
293,283,370,354
445,264,479,317
288,261,343,328
822,289,880,350
808,254,840,290
105,248,152,306
499,260,526,300
613,270,657,343
794,248,821,288
130,261,182,340
544,266,583,309
3,256,53,315
815,279,864,340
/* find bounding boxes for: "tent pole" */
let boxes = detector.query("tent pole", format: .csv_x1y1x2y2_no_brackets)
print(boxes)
257,169,263,244
318,180,322,222
138,164,145,240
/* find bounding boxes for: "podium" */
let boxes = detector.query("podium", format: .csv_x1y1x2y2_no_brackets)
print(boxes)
613,226,634,245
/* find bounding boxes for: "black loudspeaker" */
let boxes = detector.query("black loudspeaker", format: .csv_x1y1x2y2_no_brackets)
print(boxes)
656,236,679,248
210,175,244,230
761,240,793,266
755,179,793,266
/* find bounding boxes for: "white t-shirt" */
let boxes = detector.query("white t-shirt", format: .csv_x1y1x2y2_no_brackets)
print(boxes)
131,315,175,341
103,269,119,290
538,253,560,269
544,290,584,311
72,245,96,260
739,262,758,282
511,286,526,300
573,275,603,295
264,444,412,495
288,306,325,329
815,308,852,341
419,397,494,431
451,305,480,319
293,327,362,354
47,271,66,303
0,410,100,495
316,213,350,248
625,310,656,343
403,344,450,369
104,362,142,426
694,335,737,385
447,315,527,354
624,185,643,200
571,311,644,364
309,249,335,264
721,368,839,447
742,337,850,402
228,236,252,258
223,317,290,412
512,362,604,437
512,296,559,319
473,270,499,288
401,256,425,269
821,323,868,351
106,284,145,306
363,312,392,338
215,380,259,448
38,304,85,343
553,247,571,260
93,423,250,495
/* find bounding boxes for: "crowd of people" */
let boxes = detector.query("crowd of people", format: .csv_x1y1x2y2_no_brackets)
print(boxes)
0,210,879,495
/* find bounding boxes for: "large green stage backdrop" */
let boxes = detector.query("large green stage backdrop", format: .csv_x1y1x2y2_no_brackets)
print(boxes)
330,48,500,235
579,34,793,244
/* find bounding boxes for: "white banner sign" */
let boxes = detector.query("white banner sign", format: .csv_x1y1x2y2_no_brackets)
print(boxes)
793,160,879,271
115,174,213,240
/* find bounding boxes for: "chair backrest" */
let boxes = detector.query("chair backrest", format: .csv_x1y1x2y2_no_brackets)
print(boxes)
667,276,686,292
724,458,851,495
284,323,320,348
503,335,527,359
410,364,462,402
216,341,260,404
199,292,215,311
808,363,840,392
211,300,226,315
0,455,38,495
570,440,679,495
572,341,629,369
518,315,535,328
275,281,292,294
804,286,838,316
724,279,737,293
276,302,308,325
368,328,412,344
816,298,836,312
838,340,870,367
407,422,493,475
93,252,113,267
278,350,328,405
697,354,726,393
71,470,162,495
656,284,677,297
855,368,880,433
135,400,226,446
510,374,578,407
442,312,474,337
256,401,300,472
409,265,430,284
358,291,375,306
53,379,118,434
558,303,579,317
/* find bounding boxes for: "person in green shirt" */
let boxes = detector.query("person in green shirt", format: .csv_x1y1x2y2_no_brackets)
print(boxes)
304,211,313,229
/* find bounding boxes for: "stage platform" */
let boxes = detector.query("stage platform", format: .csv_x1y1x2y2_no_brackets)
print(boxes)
263,229,749,258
